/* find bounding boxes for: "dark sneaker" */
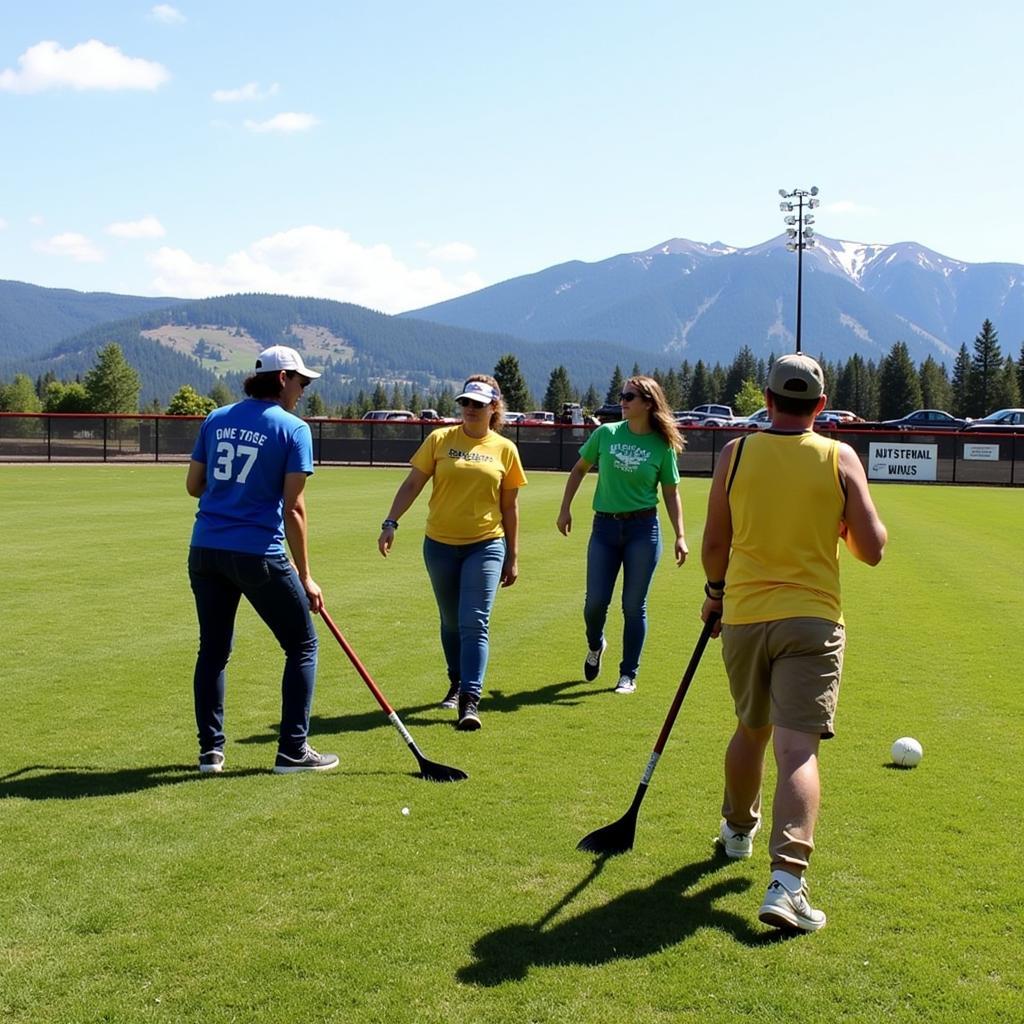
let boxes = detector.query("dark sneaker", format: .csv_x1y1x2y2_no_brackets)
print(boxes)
198,750,225,774
584,639,607,681
457,694,481,731
440,681,460,710
758,877,827,932
273,744,340,774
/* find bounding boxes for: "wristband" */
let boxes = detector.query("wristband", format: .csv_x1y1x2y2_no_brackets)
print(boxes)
704,582,725,599
381,518,399,530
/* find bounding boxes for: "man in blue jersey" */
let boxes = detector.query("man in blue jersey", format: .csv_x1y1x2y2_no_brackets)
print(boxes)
186,345,338,774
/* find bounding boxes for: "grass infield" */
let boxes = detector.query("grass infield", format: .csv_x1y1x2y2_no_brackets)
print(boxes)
2,466,1021,1023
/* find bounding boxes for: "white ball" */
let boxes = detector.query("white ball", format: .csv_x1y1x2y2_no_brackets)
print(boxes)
891,737,923,767
401,807,410,816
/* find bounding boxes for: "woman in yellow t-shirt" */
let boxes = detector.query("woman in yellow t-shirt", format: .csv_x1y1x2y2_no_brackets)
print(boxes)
377,374,527,731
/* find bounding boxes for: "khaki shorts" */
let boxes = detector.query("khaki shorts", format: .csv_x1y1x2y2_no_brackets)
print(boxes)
721,618,845,738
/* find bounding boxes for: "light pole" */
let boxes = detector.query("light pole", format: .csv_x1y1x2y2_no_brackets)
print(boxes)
778,186,820,353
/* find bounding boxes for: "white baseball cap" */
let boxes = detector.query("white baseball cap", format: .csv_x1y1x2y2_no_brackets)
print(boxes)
254,345,321,380
455,379,499,404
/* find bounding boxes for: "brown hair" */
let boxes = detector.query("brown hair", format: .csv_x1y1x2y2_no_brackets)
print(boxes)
625,376,684,452
462,373,505,431
243,371,285,399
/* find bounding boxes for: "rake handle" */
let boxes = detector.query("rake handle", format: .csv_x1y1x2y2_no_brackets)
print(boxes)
319,606,395,716
651,613,718,756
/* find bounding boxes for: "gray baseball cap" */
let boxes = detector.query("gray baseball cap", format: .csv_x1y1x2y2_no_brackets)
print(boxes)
767,354,824,399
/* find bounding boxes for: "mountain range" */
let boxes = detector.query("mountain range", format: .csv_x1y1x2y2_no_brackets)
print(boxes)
405,234,1024,364
2,233,1022,406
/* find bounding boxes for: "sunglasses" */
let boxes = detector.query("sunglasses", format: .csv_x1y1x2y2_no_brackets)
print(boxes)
619,391,645,402
456,397,487,409
286,371,310,389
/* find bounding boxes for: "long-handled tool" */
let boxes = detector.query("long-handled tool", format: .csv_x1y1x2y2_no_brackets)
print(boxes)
319,606,468,783
577,614,718,854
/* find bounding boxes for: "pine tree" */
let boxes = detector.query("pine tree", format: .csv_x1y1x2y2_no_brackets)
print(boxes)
371,382,388,410
966,319,1002,416
1017,341,1024,401
582,383,601,413
208,381,235,407
493,354,532,412
435,385,455,417
878,341,922,419
950,344,971,418
677,361,693,410
993,355,1021,410
723,346,759,406
543,365,573,412
606,366,624,404
689,361,714,407
83,343,141,413
918,356,952,411
304,392,327,417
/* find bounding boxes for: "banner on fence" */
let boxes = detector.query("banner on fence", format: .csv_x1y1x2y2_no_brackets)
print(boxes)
868,442,938,481
962,443,999,462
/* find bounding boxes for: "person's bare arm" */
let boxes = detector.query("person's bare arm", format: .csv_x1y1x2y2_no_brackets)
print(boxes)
838,444,887,565
556,458,592,536
186,459,206,497
661,482,688,565
378,467,431,556
283,471,321,612
700,440,737,635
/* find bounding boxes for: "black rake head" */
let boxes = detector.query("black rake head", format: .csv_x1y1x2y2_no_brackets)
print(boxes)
576,810,638,856
417,757,468,784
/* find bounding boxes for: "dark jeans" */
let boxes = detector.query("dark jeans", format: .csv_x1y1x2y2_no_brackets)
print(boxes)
584,514,662,679
422,536,506,700
188,546,318,757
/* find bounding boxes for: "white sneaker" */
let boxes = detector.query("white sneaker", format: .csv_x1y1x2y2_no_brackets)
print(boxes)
716,819,761,860
758,876,827,932
613,674,636,694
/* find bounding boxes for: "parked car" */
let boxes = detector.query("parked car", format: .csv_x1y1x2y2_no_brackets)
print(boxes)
594,403,622,423
674,411,704,426
362,409,416,421
677,403,739,427
737,407,771,429
418,408,456,423
504,411,527,425
815,410,865,427
881,409,969,431
960,408,1024,432
524,410,556,424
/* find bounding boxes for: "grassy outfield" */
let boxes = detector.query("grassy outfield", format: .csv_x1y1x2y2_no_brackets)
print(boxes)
2,465,1021,1024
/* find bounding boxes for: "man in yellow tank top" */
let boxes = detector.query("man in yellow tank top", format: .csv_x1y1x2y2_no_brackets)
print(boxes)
700,354,887,932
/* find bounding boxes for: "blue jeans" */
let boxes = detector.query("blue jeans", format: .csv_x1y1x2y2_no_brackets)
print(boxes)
188,546,318,757
422,536,506,700
584,515,662,679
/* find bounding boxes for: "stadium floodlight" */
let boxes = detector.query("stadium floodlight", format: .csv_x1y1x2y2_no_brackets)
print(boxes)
777,186,823,353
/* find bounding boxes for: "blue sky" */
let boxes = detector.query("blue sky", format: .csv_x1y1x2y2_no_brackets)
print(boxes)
2,1,1020,312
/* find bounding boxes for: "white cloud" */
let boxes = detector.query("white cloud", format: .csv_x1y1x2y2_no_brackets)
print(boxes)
29,214,45,226
106,216,166,239
825,200,879,216
147,226,484,312
0,218,7,231
244,112,318,134
212,81,279,102
36,232,104,263
0,40,169,93
427,241,478,263
151,4,186,24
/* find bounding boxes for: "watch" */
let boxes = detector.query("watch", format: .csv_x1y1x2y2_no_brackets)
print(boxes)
381,518,399,530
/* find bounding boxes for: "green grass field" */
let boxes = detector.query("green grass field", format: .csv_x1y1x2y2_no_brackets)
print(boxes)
2,466,1022,1023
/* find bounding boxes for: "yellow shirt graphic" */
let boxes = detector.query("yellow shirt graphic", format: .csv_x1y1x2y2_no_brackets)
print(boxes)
410,426,527,545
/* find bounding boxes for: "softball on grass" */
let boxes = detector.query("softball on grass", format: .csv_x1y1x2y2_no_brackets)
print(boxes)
401,807,410,816
891,737,923,767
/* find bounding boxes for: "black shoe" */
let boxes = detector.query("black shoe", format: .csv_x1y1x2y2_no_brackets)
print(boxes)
198,749,225,774
583,639,607,681
273,744,340,774
440,680,460,710
457,695,481,731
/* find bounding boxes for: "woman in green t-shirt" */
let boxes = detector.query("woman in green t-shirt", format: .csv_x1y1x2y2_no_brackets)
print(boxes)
557,376,688,693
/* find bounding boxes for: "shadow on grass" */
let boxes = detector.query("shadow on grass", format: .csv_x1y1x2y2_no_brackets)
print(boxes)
239,678,607,747
0,763,263,800
458,853,798,985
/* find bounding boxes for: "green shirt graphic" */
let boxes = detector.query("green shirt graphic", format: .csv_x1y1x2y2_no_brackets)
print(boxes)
579,421,680,513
